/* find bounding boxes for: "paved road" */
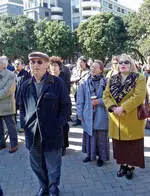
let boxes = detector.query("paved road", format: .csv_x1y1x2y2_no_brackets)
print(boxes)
1,127,150,196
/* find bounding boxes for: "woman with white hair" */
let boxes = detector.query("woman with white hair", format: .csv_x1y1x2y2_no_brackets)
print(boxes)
103,54,146,179
0,56,18,153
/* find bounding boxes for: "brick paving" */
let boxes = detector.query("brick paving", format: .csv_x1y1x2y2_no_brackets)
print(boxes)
1,127,150,196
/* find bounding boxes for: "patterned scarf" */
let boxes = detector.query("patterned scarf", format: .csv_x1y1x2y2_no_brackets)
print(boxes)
110,72,139,104
89,74,106,97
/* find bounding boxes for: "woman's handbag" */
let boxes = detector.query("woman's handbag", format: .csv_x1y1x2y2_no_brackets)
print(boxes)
145,118,150,129
137,102,150,120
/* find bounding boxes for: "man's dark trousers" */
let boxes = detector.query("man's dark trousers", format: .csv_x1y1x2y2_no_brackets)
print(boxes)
29,130,62,194
0,115,18,148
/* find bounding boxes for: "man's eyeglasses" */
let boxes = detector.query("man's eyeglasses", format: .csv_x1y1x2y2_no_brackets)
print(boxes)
119,60,130,65
30,60,43,65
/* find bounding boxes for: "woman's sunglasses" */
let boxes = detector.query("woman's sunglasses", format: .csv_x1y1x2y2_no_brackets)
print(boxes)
119,60,130,65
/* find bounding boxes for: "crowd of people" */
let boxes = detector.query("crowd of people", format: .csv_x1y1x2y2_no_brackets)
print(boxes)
0,52,149,196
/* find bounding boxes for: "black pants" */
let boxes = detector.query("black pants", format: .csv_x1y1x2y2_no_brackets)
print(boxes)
29,130,62,192
63,122,69,148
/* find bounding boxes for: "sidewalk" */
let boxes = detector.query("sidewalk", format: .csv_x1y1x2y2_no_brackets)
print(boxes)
1,127,150,196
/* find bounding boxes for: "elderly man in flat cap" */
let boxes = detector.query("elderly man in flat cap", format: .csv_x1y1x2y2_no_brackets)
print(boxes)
20,52,70,196
0,56,18,153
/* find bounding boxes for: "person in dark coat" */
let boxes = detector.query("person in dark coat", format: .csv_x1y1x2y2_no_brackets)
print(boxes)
7,63,15,72
0,185,3,196
14,59,31,132
20,52,70,196
49,56,71,156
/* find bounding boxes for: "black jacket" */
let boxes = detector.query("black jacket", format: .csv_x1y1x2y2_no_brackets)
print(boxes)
20,73,70,151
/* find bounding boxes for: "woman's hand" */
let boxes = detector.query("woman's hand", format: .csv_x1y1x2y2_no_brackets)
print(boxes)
114,106,125,117
92,99,99,106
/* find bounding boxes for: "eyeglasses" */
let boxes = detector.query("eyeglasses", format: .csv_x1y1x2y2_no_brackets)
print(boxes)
30,60,43,65
119,60,130,65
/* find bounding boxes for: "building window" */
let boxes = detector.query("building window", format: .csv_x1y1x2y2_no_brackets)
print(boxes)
117,7,120,12
45,12,49,17
93,7,99,11
43,3,48,8
73,8,79,13
109,4,113,9
83,16,90,19
83,7,91,11
103,1,108,7
121,9,124,13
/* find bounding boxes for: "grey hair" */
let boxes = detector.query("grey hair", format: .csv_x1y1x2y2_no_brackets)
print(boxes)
0,56,8,67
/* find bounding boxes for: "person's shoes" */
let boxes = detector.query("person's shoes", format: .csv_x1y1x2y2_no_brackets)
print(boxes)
72,119,81,126
83,157,91,163
125,167,135,180
0,145,6,150
97,159,104,167
36,188,49,196
9,145,18,153
50,185,59,196
62,148,66,156
117,165,128,177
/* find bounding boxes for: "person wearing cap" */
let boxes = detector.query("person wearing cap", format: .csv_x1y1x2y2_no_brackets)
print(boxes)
0,56,18,153
20,52,70,196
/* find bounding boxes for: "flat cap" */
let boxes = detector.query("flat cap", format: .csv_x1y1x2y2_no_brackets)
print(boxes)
28,52,49,62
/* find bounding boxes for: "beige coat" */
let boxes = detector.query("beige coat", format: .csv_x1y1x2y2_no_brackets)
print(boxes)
0,68,16,116
103,74,146,140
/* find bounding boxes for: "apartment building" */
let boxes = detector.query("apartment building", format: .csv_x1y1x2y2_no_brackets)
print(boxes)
71,0,80,30
0,0,23,16
81,0,131,21
24,0,63,21
0,1,131,30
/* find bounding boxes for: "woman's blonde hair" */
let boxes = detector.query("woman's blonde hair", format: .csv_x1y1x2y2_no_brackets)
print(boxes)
118,54,138,73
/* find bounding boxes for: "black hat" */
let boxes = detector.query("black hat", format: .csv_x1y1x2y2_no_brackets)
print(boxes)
28,52,49,62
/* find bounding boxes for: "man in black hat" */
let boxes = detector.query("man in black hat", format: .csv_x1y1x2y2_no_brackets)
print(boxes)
20,52,70,196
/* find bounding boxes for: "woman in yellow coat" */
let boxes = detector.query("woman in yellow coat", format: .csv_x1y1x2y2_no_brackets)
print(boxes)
103,54,146,179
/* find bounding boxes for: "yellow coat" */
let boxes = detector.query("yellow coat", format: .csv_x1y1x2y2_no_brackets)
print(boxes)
103,74,146,140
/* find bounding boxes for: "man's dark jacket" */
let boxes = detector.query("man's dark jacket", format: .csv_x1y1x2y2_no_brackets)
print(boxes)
20,72,70,151
15,69,31,107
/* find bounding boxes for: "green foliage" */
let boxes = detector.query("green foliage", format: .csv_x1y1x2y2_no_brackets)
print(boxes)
77,12,127,61
138,0,150,58
0,0,149,62
123,0,150,62
35,20,77,58
0,15,36,61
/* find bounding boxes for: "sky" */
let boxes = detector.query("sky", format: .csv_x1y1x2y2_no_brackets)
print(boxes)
118,0,143,11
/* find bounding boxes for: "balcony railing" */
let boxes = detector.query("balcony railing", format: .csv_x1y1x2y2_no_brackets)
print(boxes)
81,1,101,8
82,10,100,16
51,7,63,13
51,15,63,20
